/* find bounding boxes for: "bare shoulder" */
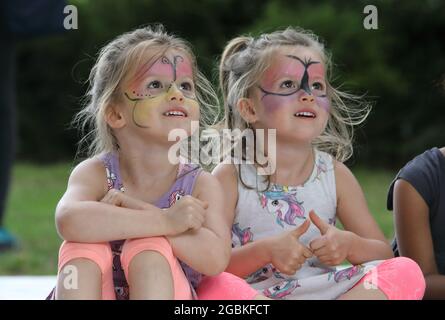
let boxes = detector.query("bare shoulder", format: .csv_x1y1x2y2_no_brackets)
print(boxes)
70,157,106,183
66,157,108,198
333,160,355,182
194,170,223,195
212,163,239,207
211,163,238,183
333,160,364,200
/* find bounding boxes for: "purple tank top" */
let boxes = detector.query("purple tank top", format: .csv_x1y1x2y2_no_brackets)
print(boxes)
102,152,203,300
47,152,203,300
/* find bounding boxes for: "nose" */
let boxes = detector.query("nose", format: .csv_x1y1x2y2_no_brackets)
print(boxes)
166,83,184,103
299,93,315,104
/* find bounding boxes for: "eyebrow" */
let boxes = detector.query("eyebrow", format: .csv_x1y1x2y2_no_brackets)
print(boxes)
285,54,320,68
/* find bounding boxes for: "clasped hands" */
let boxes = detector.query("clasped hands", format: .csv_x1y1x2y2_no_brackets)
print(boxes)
264,210,353,275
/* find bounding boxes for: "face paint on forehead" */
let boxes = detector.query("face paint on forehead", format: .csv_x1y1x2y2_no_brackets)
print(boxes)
128,54,194,96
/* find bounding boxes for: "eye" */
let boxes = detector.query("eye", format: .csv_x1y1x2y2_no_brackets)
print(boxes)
311,82,325,91
147,80,163,89
271,200,279,206
175,194,182,201
280,80,295,89
180,82,193,91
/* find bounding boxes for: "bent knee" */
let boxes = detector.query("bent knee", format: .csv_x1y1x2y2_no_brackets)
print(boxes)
377,257,426,300
121,237,176,277
58,241,113,276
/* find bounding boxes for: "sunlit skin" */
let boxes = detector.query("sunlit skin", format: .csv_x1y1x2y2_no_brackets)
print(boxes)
250,46,330,144
120,50,200,140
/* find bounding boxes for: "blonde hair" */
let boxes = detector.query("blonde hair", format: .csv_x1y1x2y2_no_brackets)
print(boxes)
219,27,371,164
74,25,220,158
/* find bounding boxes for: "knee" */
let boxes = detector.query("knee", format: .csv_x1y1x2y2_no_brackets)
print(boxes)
121,237,175,276
394,257,426,296
378,257,426,300
58,241,113,276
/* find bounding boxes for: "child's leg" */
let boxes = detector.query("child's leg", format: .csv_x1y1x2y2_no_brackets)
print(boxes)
338,257,425,300
55,241,115,300
197,272,266,300
121,237,192,300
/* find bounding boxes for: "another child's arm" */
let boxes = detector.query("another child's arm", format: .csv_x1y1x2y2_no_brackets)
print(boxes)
393,179,445,299
56,158,203,242
213,164,312,278
166,171,231,276
310,161,393,266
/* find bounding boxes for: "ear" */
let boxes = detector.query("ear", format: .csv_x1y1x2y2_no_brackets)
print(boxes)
237,98,259,124
105,103,126,129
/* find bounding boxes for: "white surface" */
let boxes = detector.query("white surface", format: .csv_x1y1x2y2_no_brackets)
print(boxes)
0,276,56,300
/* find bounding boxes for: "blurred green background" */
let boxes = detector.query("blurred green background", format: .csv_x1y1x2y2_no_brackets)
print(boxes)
1,0,444,274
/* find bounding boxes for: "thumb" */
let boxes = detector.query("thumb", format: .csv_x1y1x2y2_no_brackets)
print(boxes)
292,218,311,238
309,210,329,235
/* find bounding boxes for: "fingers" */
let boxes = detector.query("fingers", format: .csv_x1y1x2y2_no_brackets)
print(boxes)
302,247,313,259
180,195,208,209
309,236,327,252
292,218,311,238
309,210,329,235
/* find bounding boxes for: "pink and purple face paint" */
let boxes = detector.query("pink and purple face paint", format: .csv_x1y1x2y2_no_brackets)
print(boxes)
258,55,330,113
124,54,196,101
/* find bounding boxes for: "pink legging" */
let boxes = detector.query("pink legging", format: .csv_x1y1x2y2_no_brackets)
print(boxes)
58,239,425,300
352,257,425,300
57,237,258,300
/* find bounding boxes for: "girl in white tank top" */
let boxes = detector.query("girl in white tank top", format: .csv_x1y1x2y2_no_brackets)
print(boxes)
212,28,402,300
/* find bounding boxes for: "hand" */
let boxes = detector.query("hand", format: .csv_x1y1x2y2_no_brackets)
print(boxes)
265,219,313,275
100,189,149,210
163,195,208,236
309,210,352,266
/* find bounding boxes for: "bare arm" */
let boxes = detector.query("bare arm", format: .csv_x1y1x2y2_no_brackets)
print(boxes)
393,179,445,299
212,164,271,278
167,171,231,276
335,161,393,265
56,158,169,243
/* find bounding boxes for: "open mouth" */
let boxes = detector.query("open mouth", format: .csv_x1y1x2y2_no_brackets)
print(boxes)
163,110,188,117
294,111,316,118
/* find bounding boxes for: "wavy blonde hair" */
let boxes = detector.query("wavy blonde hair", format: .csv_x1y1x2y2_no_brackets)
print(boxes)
74,25,220,158
219,27,371,164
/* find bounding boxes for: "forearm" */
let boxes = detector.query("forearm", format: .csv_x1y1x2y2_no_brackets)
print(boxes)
56,201,167,243
167,227,230,276
346,232,394,265
225,239,271,278
424,274,445,299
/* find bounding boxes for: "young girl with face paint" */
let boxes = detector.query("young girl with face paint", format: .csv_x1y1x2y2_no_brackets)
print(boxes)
213,27,426,300
48,26,261,300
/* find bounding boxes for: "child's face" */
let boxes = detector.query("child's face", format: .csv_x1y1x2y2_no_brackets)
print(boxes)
251,45,330,144
120,49,200,141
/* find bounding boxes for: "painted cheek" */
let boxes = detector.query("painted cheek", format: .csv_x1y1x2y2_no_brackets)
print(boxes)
185,98,200,120
262,91,330,113
262,94,295,113
132,94,164,126
315,96,330,112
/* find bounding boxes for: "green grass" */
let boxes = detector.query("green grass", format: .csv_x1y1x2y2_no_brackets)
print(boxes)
1,163,73,275
0,163,396,275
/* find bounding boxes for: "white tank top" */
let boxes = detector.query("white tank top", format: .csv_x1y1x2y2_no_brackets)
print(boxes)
232,148,381,299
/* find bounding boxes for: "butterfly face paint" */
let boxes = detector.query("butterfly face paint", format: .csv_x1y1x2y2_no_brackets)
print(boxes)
258,55,330,113
124,54,199,128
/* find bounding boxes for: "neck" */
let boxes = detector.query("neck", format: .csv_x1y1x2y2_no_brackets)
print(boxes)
266,138,314,186
117,138,179,187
